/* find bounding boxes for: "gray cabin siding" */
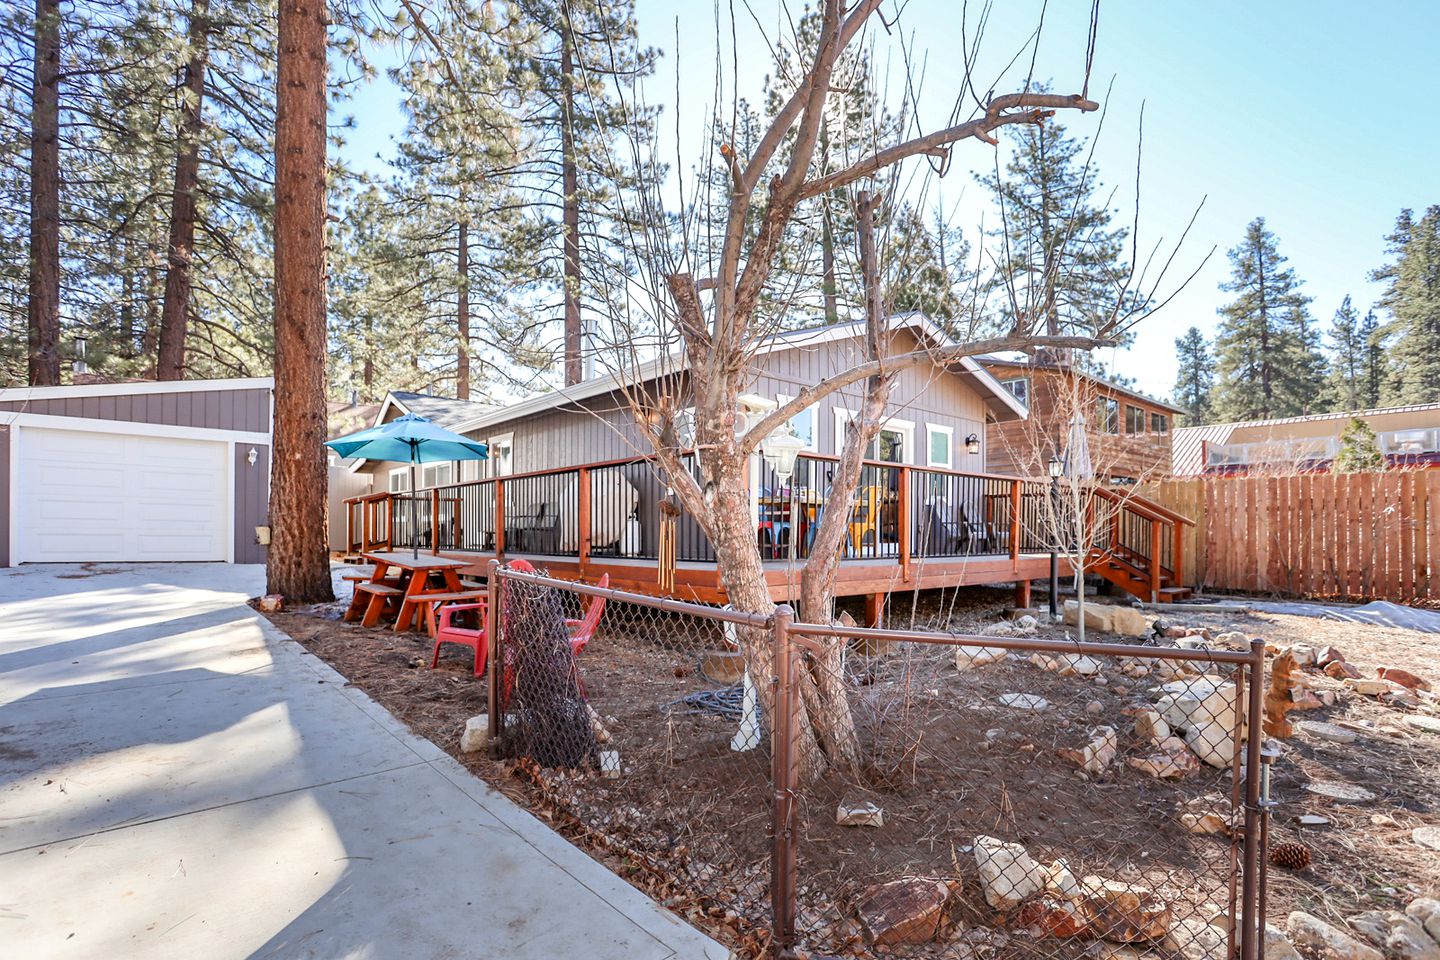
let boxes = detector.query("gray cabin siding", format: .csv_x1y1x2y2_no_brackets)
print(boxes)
234,442,270,564
0,387,271,433
0,424,10,567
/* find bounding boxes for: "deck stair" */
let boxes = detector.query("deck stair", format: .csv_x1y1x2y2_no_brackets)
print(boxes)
1086,488,1195,603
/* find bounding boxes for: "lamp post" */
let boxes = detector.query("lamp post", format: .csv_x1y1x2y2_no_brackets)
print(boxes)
1047,453,1065,619
762,427,806,563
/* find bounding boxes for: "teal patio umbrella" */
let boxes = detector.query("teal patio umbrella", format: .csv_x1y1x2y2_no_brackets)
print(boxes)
325,413,488,558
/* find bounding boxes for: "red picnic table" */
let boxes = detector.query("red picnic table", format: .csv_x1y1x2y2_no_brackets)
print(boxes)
344,551,480,633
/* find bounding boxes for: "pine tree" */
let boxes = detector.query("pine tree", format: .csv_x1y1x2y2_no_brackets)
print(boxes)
1334,417,1384,473
1358,308,1385,408
1211,218,1322,421
1172,325,1214,424
1371,205,1440,404
885,203,972,325
1325,295,1366,411
979,105,1136,354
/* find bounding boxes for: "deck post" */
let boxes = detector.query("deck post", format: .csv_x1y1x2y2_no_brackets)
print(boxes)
577,467,591,571
1171,518,1184,588
1014,579,1031,608
1150,518,1163,602
863,592,883,627
1009,479,1021,568
494,479,506,558
430,488,441,555
897,465,911,579
360,499,370,552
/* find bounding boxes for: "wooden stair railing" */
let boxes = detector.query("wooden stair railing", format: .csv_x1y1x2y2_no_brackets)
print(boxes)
1088,487,1196,602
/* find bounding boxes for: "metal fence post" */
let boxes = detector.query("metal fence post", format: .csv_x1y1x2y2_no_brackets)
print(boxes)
1240,638,1267,960
770,604,797,957
486,559,502,759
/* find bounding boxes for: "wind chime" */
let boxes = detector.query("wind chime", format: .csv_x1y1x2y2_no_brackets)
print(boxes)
657,485,679,594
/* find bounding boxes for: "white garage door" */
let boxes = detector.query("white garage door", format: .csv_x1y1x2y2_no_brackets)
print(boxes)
17,427,228,563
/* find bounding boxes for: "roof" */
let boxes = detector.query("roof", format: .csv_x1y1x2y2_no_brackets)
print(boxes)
441,314,1029,437
976,355,1187,414
0,376,272,403
327,400,383,441
1170,401,1440,475
376,391,500,430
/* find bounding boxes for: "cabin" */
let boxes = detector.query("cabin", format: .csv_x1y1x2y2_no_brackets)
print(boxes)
979,355,1183,483
338,318,1191,615
1173,402,1440,477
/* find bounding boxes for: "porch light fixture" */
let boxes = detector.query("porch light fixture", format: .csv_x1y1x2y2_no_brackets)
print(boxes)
246,447,259,466
1047,454,1065,479
762,427,805,483
72,336,88,375
965,433,980,456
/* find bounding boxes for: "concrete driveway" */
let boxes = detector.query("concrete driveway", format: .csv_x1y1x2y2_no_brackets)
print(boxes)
0,563,727,960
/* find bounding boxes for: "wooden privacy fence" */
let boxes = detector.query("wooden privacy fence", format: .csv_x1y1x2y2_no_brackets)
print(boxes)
1141,473,1440,602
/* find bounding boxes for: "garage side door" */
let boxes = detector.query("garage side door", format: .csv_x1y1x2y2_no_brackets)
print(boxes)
17,428,228,563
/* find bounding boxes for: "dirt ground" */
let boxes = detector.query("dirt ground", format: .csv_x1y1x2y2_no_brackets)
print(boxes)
262,582,1440,958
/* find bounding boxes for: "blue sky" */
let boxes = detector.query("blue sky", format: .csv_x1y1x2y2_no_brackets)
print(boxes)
336,1,1440,402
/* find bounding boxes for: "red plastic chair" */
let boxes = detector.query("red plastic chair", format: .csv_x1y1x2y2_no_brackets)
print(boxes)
566,574,609,655
430,600,489,676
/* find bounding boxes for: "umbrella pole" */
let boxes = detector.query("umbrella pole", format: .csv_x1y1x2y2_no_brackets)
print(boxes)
410,452,419,560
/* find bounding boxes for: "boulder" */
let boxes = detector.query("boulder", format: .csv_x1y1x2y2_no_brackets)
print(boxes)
1291,688,1324,711
1065,600,1116,633
1287,911,1385,960
1378,667,1431,691
1165,917,1228,960
956,645,1010,672
1111,606,1151,637
1326,660,1365,680
1154,678,1239,768
1134,709,1171,742
1128,736,1202,779
998,693,1050,711
1212,631,1252,651
1345,678,1394,697
1059,653,1103,677
1077,875,1171,942
257,593,283,612
1043,858,1081,900
1290,644,1318,668
856,877,951,945
1405,899,1440,943
459,714,490,753
1018,898,1088,938
1266,924,1304,960
1404,715,1440,736
1060,725,1117,775
1317,645,1347,668
1014,614,1040,632
1295,720,1359,744
1346,911,1440,960
973,835,1043,910
836,799,885,827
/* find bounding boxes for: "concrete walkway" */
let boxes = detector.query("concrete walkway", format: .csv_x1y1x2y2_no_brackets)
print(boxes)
0,563,728,960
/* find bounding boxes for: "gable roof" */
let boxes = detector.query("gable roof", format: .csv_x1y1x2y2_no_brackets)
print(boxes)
373,390,500,430
976,355,1187,414
442,313,1029,437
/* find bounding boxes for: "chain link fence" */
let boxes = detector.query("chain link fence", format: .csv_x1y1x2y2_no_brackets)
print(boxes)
480,564,1268,959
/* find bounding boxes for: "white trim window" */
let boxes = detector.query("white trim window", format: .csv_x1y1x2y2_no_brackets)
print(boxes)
486,432,514,477
926,424,954,468
833,408,914,464
1000,376,1030,407
388,468,411,493
776,394,818,450
421,462,453,489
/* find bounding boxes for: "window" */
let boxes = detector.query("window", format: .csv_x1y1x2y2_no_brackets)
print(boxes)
460,459,483,482
1150,413,1169,434
674,408,696,449
871,429,905,463
486,432,514,477
388,468,410,493
777,395,817,450
1126,404,1146,434
420,462,453,488
834,409,913,463
1000,376,1030,407
1098,398,1119,434
926,424,954,468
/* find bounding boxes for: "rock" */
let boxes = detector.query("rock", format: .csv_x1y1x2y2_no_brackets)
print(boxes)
1060,726,1117,775
973,835,1043,910
1295,720,1359,744
998,693,1050,711
1164,625,1190,639
1087,700,1105,716
1128,736,1202,779
1064,600,1116,632
598,749,622,778
1370,814,1398,827
1383,690,1424,709
1132,709,1171,742
1347,911,1440,960
1298,814,1333,827
1018,898,1088,938
1345,678,1394,697
1213,630,1251,651
1058,653,1103,677
856,877,951,945
1405,899,1440,943
1043,858,1081,900
1290,645,1318,668
1014,614,1040,632
1267,924,1304,960
1317,646,1346,668
459,714,490,753
1403,715,1440,735
1180,794,1235,835
1379,667,1431,691
1303,780,1377,802
1413,826,1440,851
956,646,1010,671
1029,653,1062,672
1154,678,1239,768
1326,660,1365,680
257,593,283,612
1110,606,1151,637
585,703,613,743
1077,875,1171,942
1180,811,1231,836
982,620,1020,637
837,799,884,827
1165,917,1228,960
1291,688,1324,710
1288,912,1385,960
1318,689,1338,706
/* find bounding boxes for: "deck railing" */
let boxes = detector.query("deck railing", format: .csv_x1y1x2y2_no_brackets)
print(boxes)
344,453,1098,573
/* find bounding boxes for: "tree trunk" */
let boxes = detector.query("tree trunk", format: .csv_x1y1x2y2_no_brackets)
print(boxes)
267,0,333,603
560,11,583,386
28,0,61,386
156,0,210,381
457,217,470,399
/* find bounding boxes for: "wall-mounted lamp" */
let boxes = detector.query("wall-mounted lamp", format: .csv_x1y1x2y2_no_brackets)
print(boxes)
965,433,980,456
72,336,89,375
246,447,258,466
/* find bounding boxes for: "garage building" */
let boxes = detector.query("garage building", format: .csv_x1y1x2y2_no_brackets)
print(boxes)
0,378,273,566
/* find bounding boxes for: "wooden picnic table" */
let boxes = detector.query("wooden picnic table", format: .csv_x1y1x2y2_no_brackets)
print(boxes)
345,551,476,633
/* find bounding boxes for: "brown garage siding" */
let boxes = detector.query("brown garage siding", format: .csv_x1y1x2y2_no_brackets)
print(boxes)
0,387,271,433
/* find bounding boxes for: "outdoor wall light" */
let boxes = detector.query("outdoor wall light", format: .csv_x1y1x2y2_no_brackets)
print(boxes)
246,447,258,466
1048,454,1065,479
965,433,980,456
762,427,806,483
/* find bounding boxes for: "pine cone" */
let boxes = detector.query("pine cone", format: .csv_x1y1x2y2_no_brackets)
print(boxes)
1269,841,1311,870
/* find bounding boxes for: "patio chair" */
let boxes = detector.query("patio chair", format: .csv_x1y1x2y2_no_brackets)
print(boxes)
848,485,885,556
957,503,996,553
430,600,489,676
566,574,609,657
921,500,964,555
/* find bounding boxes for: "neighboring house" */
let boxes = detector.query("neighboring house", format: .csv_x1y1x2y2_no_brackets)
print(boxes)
1173,403,1440,477
0,377,273,566
979,355,1182,482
